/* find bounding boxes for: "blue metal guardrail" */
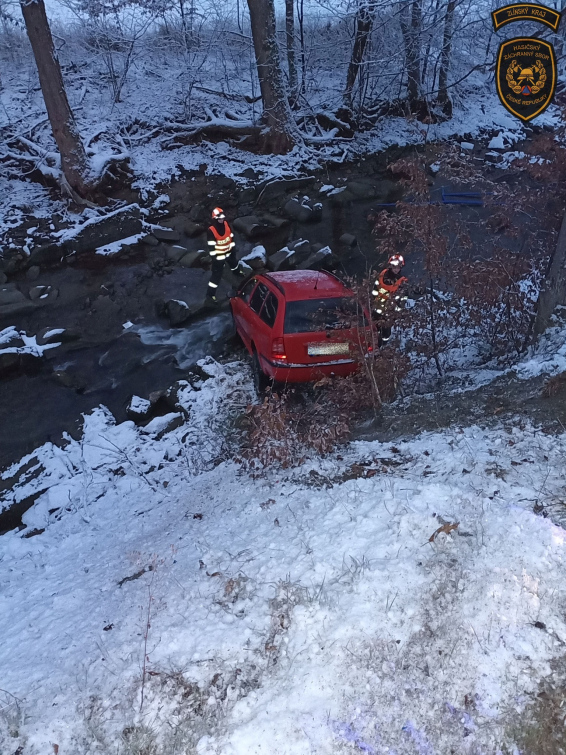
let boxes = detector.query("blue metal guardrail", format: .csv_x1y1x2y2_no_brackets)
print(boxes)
372,187,487,208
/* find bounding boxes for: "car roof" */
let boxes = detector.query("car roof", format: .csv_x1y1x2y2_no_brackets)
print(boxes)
263,271,349,301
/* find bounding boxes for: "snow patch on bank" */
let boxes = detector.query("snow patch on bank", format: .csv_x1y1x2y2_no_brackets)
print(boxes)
1,354,566,753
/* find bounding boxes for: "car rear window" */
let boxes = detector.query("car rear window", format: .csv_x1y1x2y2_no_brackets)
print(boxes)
284,297,362,333
259,293,278,328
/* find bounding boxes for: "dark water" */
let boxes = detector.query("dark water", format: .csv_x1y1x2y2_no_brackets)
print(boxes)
0,313,234,469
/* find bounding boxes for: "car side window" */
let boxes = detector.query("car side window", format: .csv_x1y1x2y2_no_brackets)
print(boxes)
259,293,279,328
249,282,269,314
239,278,257,303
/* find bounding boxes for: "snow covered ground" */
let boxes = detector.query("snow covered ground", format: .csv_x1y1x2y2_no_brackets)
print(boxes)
1,321,566,753
0,21,562,242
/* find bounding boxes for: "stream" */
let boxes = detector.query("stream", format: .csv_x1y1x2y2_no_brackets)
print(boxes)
0,158,399,470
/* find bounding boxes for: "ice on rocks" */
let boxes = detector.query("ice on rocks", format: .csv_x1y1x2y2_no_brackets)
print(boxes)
488,132,506,149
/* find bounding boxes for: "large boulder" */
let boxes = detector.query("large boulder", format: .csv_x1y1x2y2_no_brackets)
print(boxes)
284,197,323,223
297,246,333,270
238,187,256,204
339,233,357,247
126,395,153,423
179,250,206,268
257,176,315,203
233,216,263,239
166,245,188,263
0,351,42,380
152,226,181,242
142,412,184,440
165,299,191,326
184,220,205,237
29,243,65,266
0,286,26,306
59,205,143,256
36,327,80,347
347,180,377,200
284,199,313,223
329,188,356,205
261,214,290,229
267,247,296,272
142,234,159,247
189,204,207,223
241,245,267,270
26,266,40,281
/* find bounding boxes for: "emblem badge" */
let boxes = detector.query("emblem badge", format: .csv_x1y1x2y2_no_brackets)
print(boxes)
496,38,556,121
492,3,561,32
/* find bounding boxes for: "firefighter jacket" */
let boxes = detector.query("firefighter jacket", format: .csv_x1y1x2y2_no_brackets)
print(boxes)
372,268,408,316
207,221,235,260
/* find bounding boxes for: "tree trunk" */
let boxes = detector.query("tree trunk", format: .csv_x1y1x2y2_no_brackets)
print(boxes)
285,0,297,102
436,0,456,116
399,0,423,112
297,0,307,95
246,0,300,153
343,0,375,108
534,212,566,337
20,0,94,198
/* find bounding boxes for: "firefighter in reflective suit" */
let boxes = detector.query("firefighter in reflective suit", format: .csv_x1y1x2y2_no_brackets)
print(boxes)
206,207,238,301
372,254,408,346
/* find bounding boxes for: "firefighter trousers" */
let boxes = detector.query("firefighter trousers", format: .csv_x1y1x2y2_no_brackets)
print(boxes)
372,312,392,347
206,250,238,299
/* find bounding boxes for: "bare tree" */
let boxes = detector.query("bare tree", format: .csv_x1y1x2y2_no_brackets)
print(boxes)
19,0,95,198
343,0,376,109
285,0,297,102
246,0,300,153
436,0,456,116
399,0,424,112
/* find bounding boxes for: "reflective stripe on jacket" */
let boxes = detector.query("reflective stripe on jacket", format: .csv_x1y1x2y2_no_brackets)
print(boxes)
207,221,235,259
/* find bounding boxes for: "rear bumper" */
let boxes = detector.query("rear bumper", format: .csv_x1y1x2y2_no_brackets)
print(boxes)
260,355,358,383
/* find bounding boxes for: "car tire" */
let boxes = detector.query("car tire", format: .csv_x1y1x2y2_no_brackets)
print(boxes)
252,350,270,396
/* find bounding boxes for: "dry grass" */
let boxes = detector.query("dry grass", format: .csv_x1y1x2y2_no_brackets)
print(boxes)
504,656,566,755
542,372,566,399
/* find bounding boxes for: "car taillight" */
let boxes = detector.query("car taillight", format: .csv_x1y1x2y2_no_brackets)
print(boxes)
272,337,287,360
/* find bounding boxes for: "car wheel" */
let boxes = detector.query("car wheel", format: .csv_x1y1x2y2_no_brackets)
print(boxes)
252,350,270,396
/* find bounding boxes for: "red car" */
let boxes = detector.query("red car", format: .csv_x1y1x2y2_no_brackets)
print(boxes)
230,270,373,392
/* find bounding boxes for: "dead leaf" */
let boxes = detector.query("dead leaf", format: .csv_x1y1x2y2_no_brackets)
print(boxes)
260,498,276,510
193,513,203,520
224,578,236,595
53,746,59,755
206,571,222,577
265,643,277,652
429,521,459,542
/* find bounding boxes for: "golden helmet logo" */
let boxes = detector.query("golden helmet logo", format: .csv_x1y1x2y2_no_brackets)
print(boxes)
496,38,556,121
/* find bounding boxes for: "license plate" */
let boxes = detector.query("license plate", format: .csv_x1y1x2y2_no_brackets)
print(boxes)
307,342,350,356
